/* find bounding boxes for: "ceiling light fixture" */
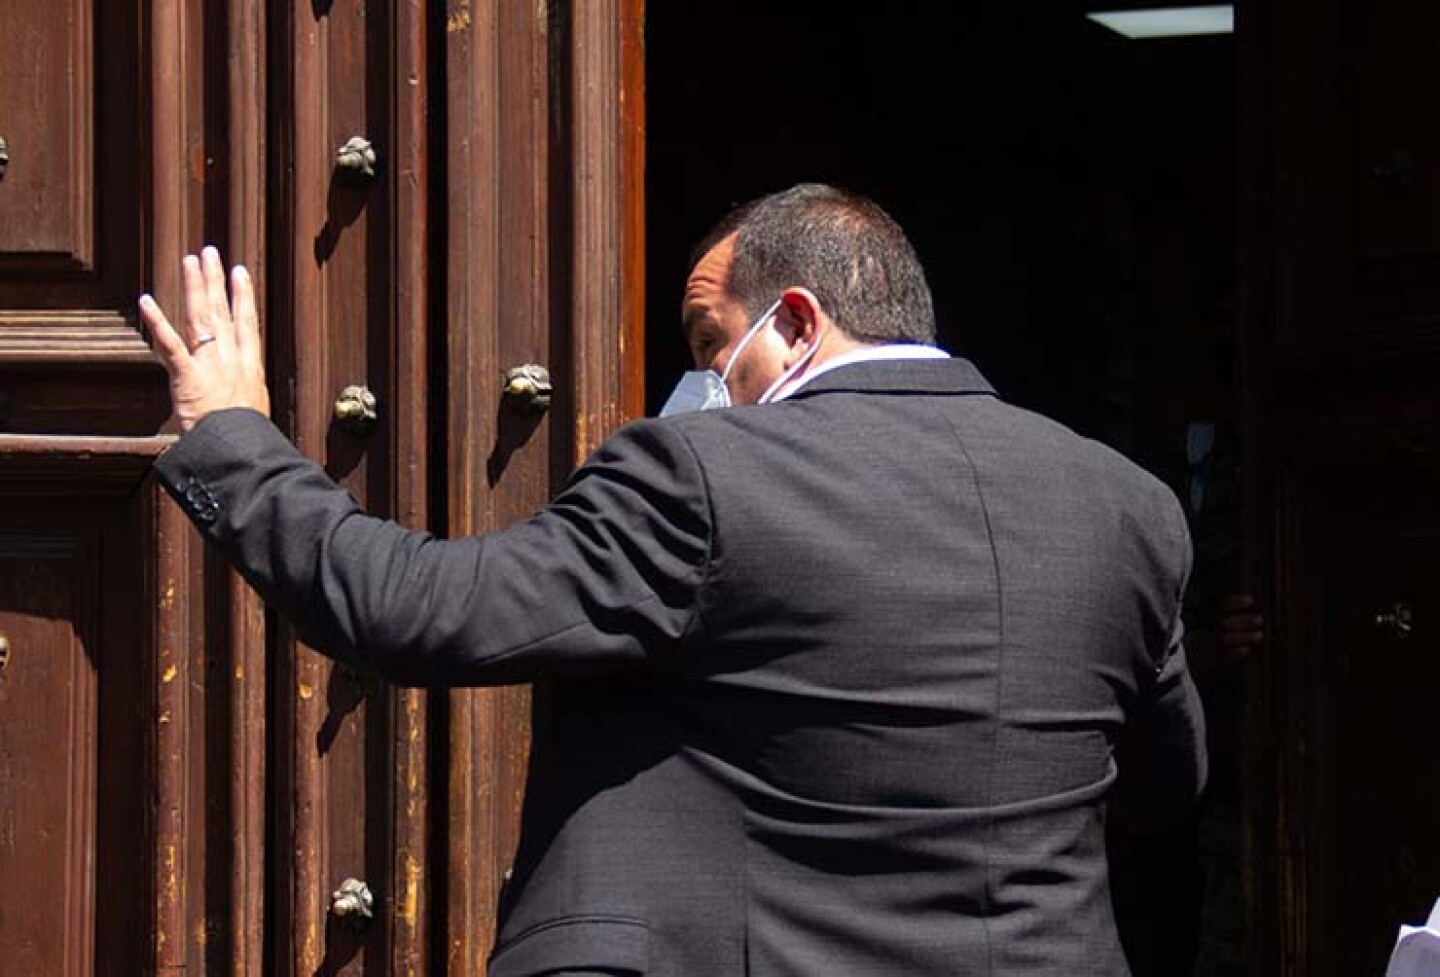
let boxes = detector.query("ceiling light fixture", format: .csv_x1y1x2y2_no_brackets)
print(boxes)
1086,5,1234,39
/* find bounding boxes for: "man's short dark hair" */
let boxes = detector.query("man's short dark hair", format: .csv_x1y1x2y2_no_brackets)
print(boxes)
694,184,936,345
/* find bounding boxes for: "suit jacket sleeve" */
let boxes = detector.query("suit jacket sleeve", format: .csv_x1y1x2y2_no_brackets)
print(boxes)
153,408,712,686
1110,494,1209,833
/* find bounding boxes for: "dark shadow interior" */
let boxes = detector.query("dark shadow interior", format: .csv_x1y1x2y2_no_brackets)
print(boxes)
646,1,1235,485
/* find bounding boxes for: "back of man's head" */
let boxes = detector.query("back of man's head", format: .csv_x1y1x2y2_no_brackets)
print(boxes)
694,183,937,345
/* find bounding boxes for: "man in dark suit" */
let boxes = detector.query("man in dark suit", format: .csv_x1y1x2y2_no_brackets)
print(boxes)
140,184,1205,976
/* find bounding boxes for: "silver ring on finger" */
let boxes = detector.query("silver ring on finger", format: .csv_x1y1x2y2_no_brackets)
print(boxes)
190,333,217,351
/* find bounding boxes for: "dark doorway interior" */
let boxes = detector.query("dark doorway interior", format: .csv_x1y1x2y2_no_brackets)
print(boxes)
646,2,1234,471
645,3,1241,974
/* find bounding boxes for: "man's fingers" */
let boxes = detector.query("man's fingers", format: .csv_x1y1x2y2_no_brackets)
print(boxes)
201,246,232,344
181,254,214,349
231,265,261,365
140,294,190,374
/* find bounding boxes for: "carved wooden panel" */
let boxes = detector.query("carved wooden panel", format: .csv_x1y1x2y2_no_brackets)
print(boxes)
0,535,96,977
0,0,140,316
1350,0,1440,341
1318,509,1440,976
0,1,645,974
0,0,151,432
438,4,645,971
1356,0,1440,264
0,0,92,263
1267,448,1440,977
207,8,270,976
440,0,588,966
1253,7,1440,967
0,475,150,977
1270,0,1440,365
270,2,413,973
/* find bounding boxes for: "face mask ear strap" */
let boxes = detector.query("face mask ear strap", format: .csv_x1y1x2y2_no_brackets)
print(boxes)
758,321,825,405
720,298,784,386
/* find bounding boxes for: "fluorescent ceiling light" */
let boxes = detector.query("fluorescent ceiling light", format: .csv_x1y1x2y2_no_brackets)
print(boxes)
1087,5,1233,39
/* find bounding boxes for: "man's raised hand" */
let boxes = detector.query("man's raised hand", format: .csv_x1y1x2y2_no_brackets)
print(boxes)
139,245,270,433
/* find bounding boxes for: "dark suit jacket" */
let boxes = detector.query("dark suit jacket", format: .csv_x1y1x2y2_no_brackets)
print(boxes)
156,357,1205,977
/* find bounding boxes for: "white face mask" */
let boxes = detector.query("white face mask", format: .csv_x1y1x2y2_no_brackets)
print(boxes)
659,299,782,417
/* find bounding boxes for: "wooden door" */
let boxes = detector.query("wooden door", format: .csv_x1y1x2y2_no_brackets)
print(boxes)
0,1,643,974
267,4,419,973
1244,0,1440,971
0,472,152,977
0,2,168,974
1303,463,1440,974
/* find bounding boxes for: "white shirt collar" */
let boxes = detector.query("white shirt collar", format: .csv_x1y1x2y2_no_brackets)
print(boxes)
770,343,950,402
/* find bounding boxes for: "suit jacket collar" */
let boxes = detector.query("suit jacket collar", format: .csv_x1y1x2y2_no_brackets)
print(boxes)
785,356,998,400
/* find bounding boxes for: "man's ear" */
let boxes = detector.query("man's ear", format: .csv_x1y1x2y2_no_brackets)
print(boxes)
777,287,823,351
